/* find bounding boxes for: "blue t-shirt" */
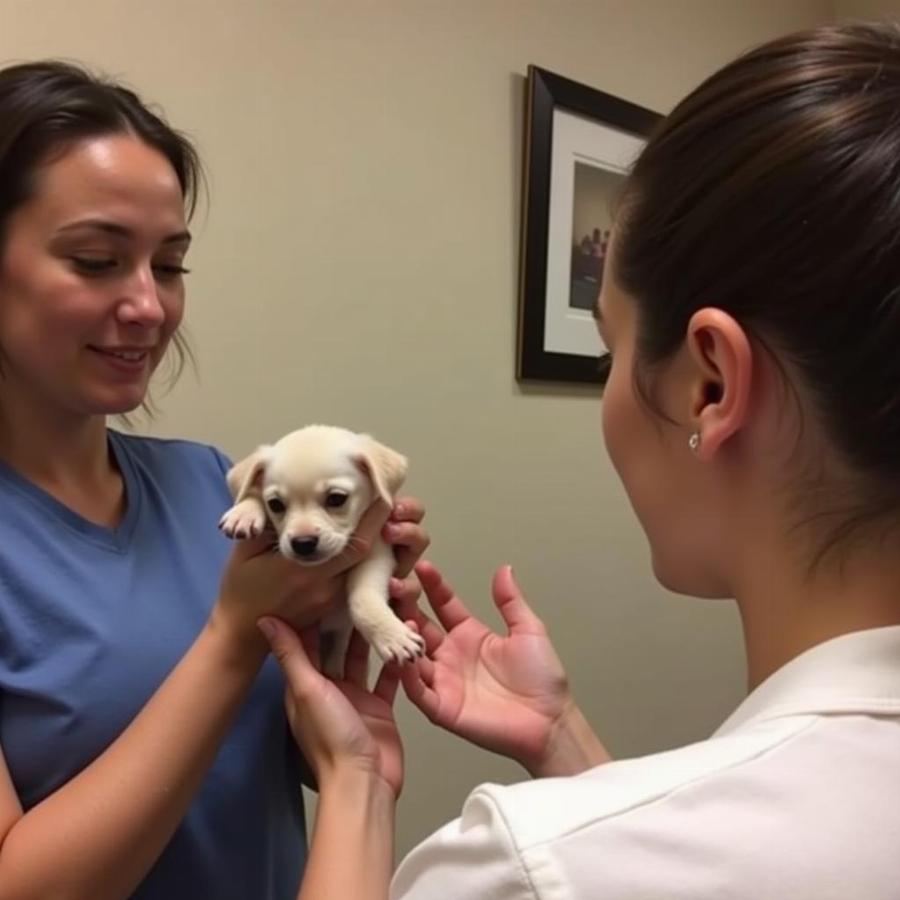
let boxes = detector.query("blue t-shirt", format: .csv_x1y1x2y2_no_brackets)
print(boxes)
0,430,306,898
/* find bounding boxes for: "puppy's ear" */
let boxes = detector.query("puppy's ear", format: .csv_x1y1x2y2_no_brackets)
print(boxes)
226,445,273,500
355,436,408,506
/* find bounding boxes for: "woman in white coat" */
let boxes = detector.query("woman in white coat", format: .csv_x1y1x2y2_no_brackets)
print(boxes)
261,20,900,900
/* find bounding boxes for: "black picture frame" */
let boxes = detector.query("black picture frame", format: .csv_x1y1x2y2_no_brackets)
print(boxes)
516,66,662,385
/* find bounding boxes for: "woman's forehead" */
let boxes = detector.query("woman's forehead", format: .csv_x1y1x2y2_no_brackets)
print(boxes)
24,135,185,231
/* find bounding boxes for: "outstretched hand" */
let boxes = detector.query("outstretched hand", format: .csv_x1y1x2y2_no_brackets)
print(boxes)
258,618,406,797
395,562,575,775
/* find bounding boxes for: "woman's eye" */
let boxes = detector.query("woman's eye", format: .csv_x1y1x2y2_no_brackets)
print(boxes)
71,257,117,275
266,497,286,515
153,263,191,281
325,491,348,509
69,256,190,281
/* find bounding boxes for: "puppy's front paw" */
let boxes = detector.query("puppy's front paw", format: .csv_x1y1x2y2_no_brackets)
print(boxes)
369,620,426,667
218,498,267,540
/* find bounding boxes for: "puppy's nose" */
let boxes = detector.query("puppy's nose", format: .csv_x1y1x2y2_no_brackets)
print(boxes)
290,536,319,557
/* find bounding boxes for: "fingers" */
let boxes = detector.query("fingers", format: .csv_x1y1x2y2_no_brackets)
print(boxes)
384,521,431,578
385,497,429,577
258,617,320,698
491,565,546,635
373,661,401,705
399,656,439,720
389,575,421,606
414,561,472,632
322,495,426,578
390,496,425,524
229,533,278,562
391,593,445,656
357,495,393,538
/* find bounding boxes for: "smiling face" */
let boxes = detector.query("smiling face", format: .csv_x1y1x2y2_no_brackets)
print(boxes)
0,133,190,419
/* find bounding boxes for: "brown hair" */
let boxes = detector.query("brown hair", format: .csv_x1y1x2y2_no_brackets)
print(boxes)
0,60,202,410
615,22,900,543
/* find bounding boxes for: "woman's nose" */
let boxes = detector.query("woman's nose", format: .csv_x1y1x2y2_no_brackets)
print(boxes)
117,265,166,327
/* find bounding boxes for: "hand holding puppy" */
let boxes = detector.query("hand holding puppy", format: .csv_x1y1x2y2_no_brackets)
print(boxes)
259,618,407,798
218,425,427,675
210,498,388,653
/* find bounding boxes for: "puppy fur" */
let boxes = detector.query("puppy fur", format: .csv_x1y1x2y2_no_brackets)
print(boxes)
219,424,424,677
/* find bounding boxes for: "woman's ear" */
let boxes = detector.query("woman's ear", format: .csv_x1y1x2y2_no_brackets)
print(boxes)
686,308,753,459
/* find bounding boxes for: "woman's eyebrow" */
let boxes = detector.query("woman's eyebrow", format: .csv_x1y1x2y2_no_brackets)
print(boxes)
56,218,192,245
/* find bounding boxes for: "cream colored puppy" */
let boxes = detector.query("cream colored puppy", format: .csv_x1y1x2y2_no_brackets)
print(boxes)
219,424,424,677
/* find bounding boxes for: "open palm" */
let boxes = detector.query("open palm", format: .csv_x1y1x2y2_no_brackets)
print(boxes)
399,562,572,773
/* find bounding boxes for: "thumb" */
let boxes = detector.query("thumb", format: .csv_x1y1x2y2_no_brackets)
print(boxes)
231,533,278,562
353,497,392,547
491,565,545,635
258,616,318,694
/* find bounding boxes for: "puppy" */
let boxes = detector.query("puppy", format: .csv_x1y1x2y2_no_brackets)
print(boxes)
218,424,425,678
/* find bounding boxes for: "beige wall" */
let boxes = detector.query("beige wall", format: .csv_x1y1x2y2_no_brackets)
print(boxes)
836,0,900,16
0,0,836,858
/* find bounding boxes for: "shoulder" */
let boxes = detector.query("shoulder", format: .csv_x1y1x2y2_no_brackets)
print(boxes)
465,715,816,850
109,431,234,516
109,430,232,478
394,713,900,899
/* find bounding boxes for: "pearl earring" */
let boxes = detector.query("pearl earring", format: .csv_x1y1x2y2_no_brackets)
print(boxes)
688,431,701,452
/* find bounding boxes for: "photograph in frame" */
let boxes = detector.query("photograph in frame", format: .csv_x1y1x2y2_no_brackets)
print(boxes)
517,67,662,385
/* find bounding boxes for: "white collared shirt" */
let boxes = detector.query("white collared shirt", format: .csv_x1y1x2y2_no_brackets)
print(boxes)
392,626,900,899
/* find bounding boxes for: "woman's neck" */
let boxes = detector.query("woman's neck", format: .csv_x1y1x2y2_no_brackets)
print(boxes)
0,387,124,525
735,530,900,691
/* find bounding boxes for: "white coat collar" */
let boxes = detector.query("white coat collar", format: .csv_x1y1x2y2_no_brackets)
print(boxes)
715,625,900,736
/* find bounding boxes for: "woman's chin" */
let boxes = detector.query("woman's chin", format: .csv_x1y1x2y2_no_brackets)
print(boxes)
83,387,149,418
650,551,731,600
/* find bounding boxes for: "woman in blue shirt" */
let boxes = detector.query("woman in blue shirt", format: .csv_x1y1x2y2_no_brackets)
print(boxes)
0,61,428,900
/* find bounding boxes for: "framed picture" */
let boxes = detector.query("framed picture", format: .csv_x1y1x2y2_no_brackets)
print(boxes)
516,66,661,384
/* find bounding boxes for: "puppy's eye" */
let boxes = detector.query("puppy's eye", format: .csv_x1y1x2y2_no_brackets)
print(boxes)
325,491,348,509
266,497,287,515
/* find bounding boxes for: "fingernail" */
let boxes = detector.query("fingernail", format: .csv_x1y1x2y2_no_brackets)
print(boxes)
257,617,278,640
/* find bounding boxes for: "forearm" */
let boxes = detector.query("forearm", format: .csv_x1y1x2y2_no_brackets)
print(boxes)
298,770,395,900
0,617,267,900
526,702,612,778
